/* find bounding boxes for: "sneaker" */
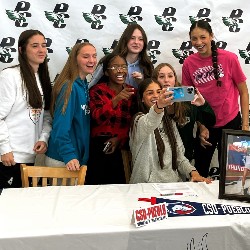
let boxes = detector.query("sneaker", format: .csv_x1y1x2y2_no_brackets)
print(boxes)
240,187,245,195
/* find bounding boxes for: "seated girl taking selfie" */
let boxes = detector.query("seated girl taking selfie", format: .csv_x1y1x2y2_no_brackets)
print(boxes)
129,78,212,184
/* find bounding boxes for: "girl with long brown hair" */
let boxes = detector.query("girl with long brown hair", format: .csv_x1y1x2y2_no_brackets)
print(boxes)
129,78,211,184
89,23,153,89
0,29,52,188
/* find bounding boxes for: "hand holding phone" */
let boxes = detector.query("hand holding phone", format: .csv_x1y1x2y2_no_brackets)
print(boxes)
167,86,194,102
191,88,205,106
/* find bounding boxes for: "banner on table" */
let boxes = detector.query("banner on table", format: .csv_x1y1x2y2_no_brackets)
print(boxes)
138,197,250,217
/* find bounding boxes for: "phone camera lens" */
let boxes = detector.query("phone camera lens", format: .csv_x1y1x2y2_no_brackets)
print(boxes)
187,87,193,94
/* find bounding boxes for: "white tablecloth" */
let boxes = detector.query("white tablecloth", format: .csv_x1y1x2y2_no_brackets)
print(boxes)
0,181,250,250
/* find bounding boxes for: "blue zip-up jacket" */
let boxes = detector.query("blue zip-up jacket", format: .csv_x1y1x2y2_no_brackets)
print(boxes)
46,77,90,166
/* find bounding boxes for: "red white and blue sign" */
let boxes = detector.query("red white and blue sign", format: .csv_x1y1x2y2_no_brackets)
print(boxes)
138,197,250,217
133,202,168,227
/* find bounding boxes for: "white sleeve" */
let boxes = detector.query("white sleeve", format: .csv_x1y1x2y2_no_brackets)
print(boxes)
0,73,16,155
38,110,52,144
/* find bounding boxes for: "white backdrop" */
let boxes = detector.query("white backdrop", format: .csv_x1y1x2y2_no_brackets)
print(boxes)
0,0,250,87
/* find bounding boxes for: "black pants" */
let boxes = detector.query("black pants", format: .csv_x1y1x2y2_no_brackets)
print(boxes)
0,162,34,188
0,163,22,188
194,112,241,178
86,136,126,185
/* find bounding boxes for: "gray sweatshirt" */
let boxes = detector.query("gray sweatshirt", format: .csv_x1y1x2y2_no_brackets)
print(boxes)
129,106,196,184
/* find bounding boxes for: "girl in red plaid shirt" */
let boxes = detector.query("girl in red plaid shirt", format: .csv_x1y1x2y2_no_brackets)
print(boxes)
86,53,137,184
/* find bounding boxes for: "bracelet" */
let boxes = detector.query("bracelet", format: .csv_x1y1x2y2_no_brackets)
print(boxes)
156,102,164,109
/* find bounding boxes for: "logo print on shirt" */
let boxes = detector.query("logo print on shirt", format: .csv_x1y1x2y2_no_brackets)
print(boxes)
7,177,13,186
81,104,90,115
193,64,224,85
29,107,42,124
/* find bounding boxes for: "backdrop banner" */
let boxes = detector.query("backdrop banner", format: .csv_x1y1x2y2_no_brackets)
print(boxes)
0,0,249,86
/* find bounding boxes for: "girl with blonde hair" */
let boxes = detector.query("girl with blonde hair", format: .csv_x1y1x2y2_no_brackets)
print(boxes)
45,42,97,171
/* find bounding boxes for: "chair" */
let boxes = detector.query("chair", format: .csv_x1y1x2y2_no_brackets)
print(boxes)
121,149,133,184
20,164,87,187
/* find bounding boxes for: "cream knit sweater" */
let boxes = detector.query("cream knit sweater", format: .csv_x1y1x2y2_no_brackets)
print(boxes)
129,106,196,184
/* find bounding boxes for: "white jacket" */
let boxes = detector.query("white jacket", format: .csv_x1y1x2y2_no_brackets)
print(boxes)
129,106,196,183
0,67,51,163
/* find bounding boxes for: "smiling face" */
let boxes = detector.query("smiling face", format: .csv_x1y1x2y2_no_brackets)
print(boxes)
77,44,97,78
190,27,213,57
142,81,161,108
157,65,176,88
106,55,128,86
25,34,47,71
127,28,144,55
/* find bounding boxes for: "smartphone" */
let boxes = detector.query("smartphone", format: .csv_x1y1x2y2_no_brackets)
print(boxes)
103,141,111,153
167,86,195,102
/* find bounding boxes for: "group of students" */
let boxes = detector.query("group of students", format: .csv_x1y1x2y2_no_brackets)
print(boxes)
0,20,249,189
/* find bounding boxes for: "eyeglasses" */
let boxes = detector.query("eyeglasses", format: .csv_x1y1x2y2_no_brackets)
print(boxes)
107,65,128,71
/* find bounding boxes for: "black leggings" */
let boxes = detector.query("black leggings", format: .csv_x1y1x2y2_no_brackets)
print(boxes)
85,136,126,185
194,112,241,178
0,162,33,188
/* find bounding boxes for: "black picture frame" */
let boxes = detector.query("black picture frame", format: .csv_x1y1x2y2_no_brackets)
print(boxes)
219,129,250,202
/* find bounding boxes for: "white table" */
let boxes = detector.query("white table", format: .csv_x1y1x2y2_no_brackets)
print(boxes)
0,181,250,250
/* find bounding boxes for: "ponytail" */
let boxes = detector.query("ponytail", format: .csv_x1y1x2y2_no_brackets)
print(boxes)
211,40,222,87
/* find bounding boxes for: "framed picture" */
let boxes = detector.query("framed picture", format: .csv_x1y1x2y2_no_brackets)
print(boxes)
219,129,250,202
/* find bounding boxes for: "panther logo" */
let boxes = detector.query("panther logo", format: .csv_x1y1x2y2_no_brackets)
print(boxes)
44,3,69,28
189,8,211,24
102,40,119,55
0,37,16,63
82,4,107,30
65,39,89,55
172,41,194,64
6,1,31,27
172,49,194,64
119,6,143,24
222,9,243,32
147,40,161,65
239,49,250,64
154,7,177,31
